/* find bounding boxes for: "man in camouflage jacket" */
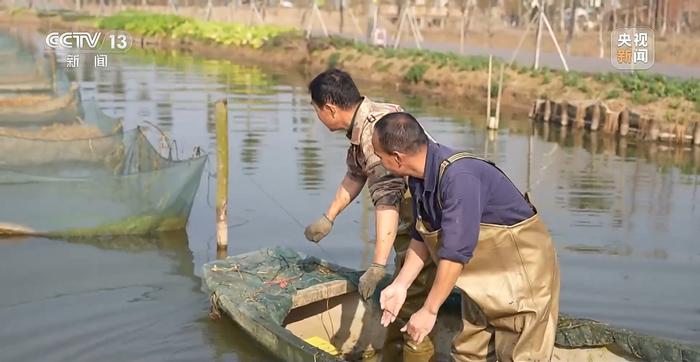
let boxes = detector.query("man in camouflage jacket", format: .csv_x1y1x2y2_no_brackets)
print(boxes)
304,69,436,360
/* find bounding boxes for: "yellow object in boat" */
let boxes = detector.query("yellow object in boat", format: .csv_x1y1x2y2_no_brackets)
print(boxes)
305,336,340,356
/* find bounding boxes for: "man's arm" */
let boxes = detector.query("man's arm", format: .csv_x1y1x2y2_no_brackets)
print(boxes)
380,239,429,326
366,164,406,265
325,174,366,222
393,239,430,289
422,259,463,314
373,205,399,265
304,147,368,243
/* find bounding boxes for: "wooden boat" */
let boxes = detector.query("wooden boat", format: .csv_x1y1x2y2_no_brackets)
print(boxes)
203,248,700,362
0,82,80,126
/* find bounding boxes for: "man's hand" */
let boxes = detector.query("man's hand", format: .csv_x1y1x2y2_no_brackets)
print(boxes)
380,283,407,327
358,263,385,300
304,214,333,243
400,307,437,345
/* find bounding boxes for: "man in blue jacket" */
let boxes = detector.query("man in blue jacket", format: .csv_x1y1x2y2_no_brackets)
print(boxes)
374,112,560,361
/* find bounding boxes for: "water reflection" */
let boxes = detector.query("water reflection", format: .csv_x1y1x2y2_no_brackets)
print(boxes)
241,130,262,174
524,121,699,263
536,123,699,174
296,138,324,190
2,29,699,355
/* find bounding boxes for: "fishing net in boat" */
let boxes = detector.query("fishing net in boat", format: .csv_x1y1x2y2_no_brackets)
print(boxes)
205,247,362,326
556,315,700,362
0,126,206,236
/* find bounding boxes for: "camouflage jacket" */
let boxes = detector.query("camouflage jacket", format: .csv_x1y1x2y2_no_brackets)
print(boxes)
345,97,406,208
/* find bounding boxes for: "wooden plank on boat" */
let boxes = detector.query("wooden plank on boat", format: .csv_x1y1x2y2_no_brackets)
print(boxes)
292,279,356,308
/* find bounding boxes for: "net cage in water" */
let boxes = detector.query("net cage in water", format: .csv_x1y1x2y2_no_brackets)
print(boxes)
0,82,82,125
0,126,207,237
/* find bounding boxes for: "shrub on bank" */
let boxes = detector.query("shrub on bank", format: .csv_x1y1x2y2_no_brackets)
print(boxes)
96,11,298,49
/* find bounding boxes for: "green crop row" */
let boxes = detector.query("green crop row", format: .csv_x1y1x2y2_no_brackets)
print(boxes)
319,36,700,106
96,11,298,49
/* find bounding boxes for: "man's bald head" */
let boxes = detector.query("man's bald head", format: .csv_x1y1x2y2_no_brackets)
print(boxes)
374,112,428,155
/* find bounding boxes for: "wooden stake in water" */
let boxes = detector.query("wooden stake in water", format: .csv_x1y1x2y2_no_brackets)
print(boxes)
215,99,229,250
486,55,492,127
492,63,505,130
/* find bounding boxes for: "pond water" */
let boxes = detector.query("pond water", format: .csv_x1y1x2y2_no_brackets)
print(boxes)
0,33,698,361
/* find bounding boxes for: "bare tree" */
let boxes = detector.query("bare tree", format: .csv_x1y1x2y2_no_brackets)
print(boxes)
598,3,610,58
560,0,566,32
487,0,494,47
676,0,682,33
339,0,344,34
459,0,475,54
655,0,661,29
662,0,669,35
565,0,575,54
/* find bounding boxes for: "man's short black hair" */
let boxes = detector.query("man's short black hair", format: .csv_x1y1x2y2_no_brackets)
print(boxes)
308,68,362,110
374,112,428,155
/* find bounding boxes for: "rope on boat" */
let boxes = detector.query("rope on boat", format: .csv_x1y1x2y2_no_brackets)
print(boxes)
208,292,222,320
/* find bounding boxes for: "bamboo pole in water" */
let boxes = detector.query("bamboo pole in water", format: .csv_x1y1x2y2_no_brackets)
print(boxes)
493,63,505,130
486,55,492,127
215,99,229,250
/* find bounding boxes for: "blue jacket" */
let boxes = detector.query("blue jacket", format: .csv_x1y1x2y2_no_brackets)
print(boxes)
409,142,535,263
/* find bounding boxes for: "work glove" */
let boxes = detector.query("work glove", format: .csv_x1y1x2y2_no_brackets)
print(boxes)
358,263,385,300
304,214,333,243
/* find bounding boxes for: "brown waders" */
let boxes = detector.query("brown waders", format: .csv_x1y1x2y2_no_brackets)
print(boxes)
382,190,437,361
414,152,560,362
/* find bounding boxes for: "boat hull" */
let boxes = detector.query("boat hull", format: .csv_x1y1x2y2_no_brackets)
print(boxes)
203,248,700,362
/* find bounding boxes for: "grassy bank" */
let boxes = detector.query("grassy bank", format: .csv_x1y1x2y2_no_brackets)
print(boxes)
92,11,700,125
308,36,700,126
4,9,700,131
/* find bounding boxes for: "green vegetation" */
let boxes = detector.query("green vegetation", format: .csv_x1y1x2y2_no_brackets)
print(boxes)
8,6,30,15
327,52,341,69
96,11,297,48
562,72,582,87
541,68,551,84
405,63,429,84
606,89,620,99
377,61,392,72
316,36,700,111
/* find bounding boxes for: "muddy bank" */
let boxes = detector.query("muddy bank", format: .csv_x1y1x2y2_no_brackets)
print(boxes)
1,9,699,145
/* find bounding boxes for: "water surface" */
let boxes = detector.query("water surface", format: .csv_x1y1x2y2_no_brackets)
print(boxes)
0,34,698,361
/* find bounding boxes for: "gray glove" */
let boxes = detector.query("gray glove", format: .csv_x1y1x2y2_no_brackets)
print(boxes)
304,214,333,243
358,263,385,300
